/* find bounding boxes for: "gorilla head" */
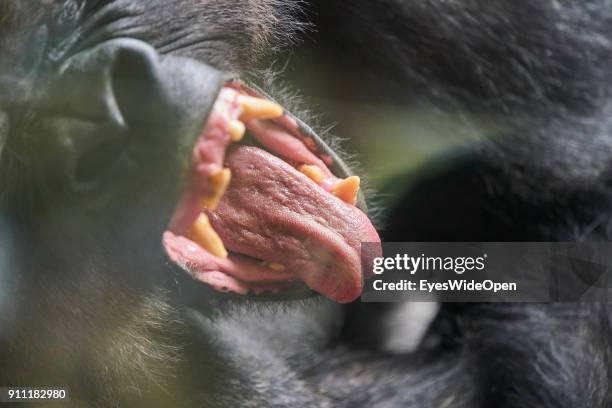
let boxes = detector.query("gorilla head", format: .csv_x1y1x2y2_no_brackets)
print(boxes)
4,1,612,408
0,1,380,405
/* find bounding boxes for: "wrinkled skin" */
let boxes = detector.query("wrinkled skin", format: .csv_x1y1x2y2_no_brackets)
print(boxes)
2,1,612,407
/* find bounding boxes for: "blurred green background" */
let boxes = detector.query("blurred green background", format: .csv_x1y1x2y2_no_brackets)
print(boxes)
283,48,496,206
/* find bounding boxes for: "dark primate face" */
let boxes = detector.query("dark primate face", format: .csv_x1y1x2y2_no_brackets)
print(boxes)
4,1,612,408
1,0,379,307
0,1,379,403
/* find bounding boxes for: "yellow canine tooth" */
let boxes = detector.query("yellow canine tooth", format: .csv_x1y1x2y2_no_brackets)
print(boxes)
238,94,283,122
188,213,228,258
200,168,231,210
267,262,286,271
226,119,246,142
297,164,324,184
332,176,360,205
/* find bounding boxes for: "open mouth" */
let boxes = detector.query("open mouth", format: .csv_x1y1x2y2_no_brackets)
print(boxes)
162,82,380,303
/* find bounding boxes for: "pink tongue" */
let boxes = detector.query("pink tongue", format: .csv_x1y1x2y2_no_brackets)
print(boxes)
206,145,381,303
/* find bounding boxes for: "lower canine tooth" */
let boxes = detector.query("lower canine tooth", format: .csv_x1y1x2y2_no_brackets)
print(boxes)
332,176,360,205
226,120,246,142
238,95,283,122
189,214,228,258
201,168,231,210
298,164,324,184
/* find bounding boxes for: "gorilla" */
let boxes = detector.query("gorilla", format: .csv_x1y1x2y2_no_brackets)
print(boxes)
1,1,612,407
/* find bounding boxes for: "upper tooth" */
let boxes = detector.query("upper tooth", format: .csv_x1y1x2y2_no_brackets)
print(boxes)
238,95,283,122
267,262,286,271
200,168,231,210
226,120,246,142
188,213,228,258
298,164,324,184
332,176,360,205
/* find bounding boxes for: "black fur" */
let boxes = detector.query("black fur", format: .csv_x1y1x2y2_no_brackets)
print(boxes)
1,1,612,407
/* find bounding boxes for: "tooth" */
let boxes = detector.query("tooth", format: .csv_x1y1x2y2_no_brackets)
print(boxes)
226,120,246,142
189,214,228,258
200,168,231,210
332,176,360,205
267,262,286,271
298,164,324,184
238,95,283,122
